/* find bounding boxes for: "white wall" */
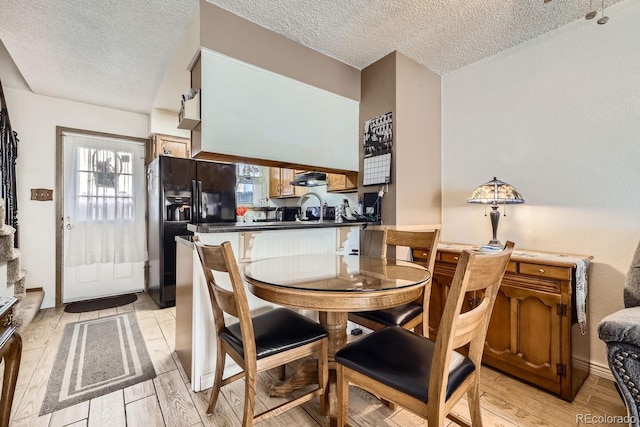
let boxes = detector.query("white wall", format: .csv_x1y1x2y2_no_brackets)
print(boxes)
4,88,149,308
442,0,640,370
149,108,190,138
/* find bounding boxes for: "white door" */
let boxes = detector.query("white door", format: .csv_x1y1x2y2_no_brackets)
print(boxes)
62,132,147,303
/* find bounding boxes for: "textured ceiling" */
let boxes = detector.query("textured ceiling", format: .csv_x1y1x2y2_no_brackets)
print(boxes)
0,0,197,113
0,0,627,114
207,0,626,73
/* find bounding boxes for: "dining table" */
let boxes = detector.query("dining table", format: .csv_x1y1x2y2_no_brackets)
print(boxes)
243,253,431,425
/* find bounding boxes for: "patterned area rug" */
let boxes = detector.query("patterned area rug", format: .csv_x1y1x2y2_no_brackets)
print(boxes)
40,312,156,415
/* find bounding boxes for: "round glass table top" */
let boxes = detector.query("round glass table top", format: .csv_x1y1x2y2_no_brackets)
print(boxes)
243,254,430,292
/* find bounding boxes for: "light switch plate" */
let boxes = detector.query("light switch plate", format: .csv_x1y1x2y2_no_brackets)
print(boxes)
31,188,53,201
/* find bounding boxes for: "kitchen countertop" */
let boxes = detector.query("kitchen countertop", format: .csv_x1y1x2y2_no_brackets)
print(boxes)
187,220,377,233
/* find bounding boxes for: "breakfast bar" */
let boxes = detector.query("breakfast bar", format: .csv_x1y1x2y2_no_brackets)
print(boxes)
176,220,370,392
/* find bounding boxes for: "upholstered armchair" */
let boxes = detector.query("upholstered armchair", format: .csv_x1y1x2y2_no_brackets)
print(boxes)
598,241,640,426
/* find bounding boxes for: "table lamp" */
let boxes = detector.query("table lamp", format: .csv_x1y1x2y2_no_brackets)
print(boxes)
467,177,524,247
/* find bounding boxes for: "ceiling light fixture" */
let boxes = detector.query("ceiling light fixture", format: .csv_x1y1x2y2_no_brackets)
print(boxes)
597,0,609,24
585,0,597,19
545,0,609,24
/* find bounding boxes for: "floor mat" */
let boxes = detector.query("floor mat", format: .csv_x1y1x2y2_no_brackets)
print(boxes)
63,293,138,313
40,312,156,414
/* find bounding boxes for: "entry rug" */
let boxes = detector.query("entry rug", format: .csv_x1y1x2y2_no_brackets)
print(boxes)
40,312,156,415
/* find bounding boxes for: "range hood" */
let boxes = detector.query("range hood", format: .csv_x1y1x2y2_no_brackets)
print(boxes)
290,171,327,187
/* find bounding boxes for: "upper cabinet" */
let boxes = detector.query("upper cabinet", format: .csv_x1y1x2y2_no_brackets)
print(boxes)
196,50,359,171
150,134,191,161
269,168,308,198
327,172,358,193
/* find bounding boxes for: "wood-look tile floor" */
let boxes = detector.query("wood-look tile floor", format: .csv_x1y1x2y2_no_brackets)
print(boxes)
1,292,627,426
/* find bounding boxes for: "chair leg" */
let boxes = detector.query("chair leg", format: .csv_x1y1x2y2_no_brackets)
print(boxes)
467,380,483,427
427,400,447,427
206,341,226,415
414,322,424,337
318,339,329,416
278,364,286,381
243,367,258,427
336,365,349,426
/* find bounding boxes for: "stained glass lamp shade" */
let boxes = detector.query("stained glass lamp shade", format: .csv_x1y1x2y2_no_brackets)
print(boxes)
467,177,524,247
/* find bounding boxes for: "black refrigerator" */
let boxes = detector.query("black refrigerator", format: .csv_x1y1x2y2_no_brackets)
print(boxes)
147,155,236,307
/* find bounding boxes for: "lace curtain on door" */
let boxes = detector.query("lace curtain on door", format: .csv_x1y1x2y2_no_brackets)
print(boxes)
63,133,147,267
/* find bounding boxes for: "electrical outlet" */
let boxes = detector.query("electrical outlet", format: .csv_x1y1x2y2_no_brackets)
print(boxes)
31,188,53,201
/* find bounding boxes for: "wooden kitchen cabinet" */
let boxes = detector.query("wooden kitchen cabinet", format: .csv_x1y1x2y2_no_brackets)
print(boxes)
327,172,358,193
268,168,308,198
414,243,592,401
150,133,191,161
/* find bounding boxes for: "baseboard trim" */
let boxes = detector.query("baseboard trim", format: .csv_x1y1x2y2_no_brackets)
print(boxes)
589,360,615,382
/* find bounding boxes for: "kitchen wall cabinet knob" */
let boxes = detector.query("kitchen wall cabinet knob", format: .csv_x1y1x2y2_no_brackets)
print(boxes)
538,269,545,274
454,256,459,261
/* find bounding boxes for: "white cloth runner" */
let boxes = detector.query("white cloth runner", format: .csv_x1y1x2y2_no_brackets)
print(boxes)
438,243,590,335
574,258,588,334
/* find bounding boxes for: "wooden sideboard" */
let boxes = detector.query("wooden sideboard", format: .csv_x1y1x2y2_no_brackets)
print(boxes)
413,243,591,401
0,296,21,427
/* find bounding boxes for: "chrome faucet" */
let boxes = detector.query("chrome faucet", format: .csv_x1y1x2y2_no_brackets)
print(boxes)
297,192,324,221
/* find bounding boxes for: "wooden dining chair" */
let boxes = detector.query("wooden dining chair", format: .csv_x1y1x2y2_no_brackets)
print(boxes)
348,227,441,336
336,241,514,427
194,239,329,426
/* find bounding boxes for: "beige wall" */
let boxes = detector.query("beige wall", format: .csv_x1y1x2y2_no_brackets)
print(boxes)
149,109,190,138
5,88,149,309
360,51,442,227
442,0,640,372
360,52,396,224
395,52,441,225
199,1,360,101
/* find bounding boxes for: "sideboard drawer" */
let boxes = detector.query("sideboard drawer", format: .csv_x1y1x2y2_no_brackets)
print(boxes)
412,249,431,261
519,263,572,280
440,252,461,264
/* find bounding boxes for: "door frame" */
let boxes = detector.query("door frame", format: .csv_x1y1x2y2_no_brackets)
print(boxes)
55,126,151,306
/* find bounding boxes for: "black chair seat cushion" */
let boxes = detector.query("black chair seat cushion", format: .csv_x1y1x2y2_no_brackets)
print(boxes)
221,308,328,360
354,302,423,327
335,326,475,402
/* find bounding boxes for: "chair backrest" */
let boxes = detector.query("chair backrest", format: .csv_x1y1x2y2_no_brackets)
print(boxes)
382,227,441,329
624,240,640,308
194,238,256,357
381,228,441,274
428,241,514,406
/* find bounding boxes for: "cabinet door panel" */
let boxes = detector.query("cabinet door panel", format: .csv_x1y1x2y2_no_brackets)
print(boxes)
280,168,295,197
327,173,346,191
485,289,511,351
485,285,561,383
269,168,281,198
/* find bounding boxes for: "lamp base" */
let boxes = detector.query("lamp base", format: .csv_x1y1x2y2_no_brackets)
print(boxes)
486,239,503,248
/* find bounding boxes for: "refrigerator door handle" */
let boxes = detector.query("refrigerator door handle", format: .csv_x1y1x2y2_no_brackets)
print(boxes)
197,180,203,222
191,179,200,223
